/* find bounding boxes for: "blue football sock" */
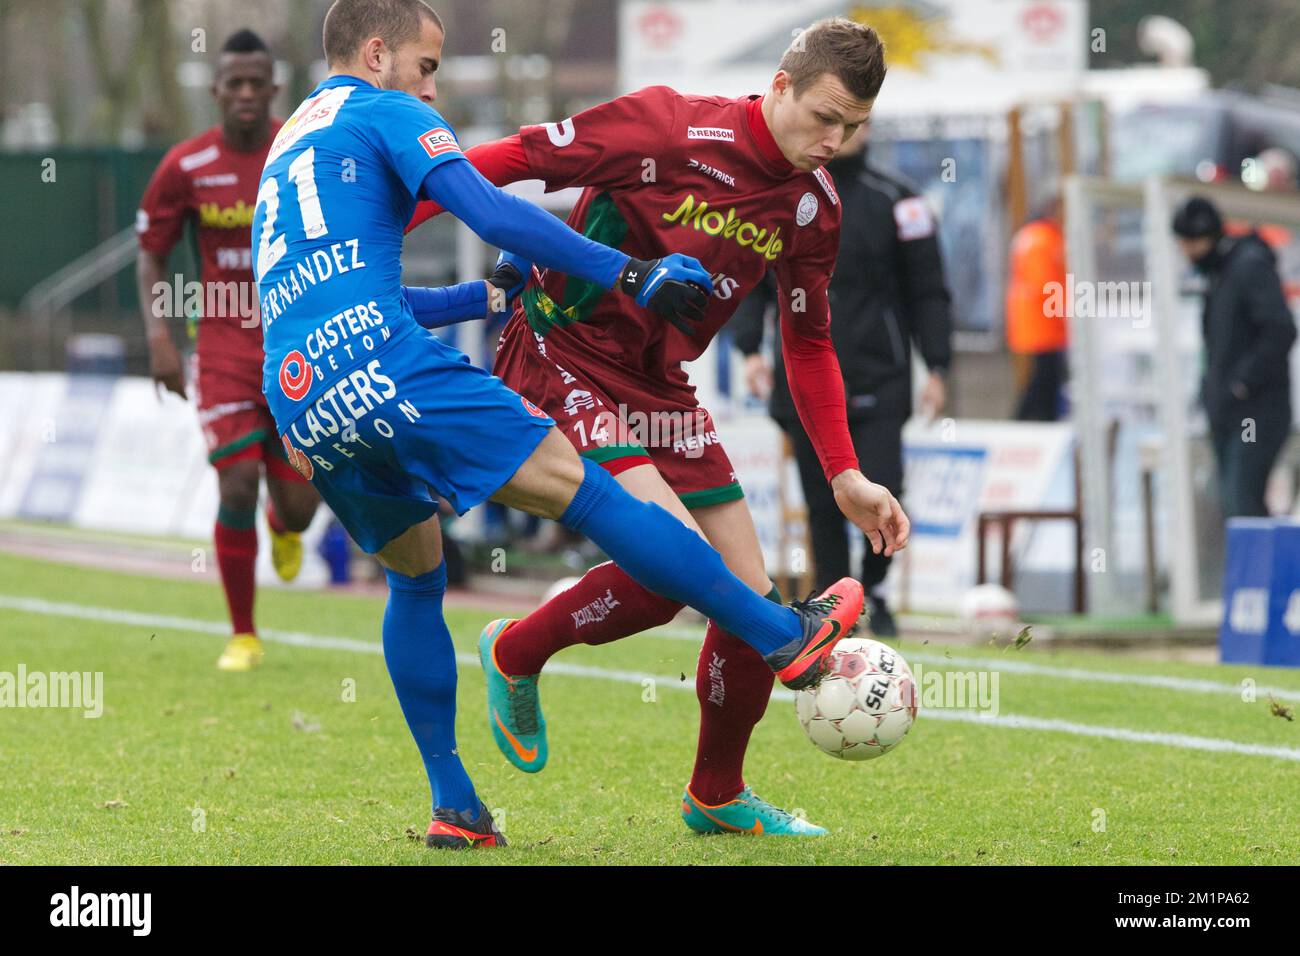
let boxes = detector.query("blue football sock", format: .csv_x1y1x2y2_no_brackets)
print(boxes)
559,459,799,655
382,563,478,815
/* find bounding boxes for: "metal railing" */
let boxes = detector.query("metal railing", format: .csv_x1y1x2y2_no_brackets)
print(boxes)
17,226,139,368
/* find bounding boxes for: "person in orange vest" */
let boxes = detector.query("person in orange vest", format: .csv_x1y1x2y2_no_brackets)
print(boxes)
1006,196,1068,421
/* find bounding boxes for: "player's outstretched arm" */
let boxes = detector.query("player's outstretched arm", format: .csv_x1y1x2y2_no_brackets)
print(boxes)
776,260,910,556
408,87,678,234
406,135,531,233
402,251,531,330
419,159,712,332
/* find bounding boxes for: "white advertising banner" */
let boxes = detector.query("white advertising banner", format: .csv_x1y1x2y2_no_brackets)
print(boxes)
718,409,1076,611
72,377,217,539
897,418,1076,612
1,373,1074,607
619,0,1088,114
0,374,66,519
0,373,328,587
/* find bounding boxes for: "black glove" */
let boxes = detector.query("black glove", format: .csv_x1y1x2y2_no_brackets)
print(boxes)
618,253,713,334
487,250,530,313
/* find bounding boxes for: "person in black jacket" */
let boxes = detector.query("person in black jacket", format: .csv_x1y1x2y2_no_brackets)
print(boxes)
1172,196,1296,518
732,125,952,635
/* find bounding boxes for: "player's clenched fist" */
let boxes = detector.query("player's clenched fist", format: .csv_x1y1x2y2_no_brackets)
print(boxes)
831,469,911,557
618,253,713,334
147,329,187,399
487,249,531,312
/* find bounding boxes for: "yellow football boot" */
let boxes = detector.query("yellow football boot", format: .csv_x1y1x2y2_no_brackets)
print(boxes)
268,525,303,582
217,634,265,672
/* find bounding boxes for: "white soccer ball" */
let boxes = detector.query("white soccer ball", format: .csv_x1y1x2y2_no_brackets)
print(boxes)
540,575,583,606
795,638,918,761
959,583,1020,637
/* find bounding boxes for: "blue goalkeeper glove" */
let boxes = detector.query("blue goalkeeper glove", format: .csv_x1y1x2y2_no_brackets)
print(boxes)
618,253,713,334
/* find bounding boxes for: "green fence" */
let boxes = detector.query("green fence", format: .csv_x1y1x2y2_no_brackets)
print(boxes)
0,148,200,310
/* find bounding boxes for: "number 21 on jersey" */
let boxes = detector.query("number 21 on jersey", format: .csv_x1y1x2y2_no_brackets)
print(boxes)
255,146,328,281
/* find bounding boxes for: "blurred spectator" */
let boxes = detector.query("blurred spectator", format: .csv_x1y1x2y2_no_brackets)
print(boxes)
1006,196,1068,421
732,124,952,636
1173,195,1296,517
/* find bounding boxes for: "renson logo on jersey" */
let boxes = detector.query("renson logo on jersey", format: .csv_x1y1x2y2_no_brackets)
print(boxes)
199,200,255,229
687,126,734,142
662,194,783,261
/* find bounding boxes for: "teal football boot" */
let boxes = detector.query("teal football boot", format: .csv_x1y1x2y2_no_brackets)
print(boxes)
681,786,828,836
477,619,548,773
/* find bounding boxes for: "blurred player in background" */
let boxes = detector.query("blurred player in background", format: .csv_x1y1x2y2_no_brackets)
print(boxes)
136,29,320,672
260,0,870,849
732,119,952,637
409,17,909,836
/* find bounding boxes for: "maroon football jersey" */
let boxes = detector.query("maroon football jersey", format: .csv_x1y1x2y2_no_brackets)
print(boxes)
137,122,282,385
511,85,841,401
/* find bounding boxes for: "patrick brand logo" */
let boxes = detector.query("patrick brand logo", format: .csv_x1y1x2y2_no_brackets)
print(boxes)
50,886,151,936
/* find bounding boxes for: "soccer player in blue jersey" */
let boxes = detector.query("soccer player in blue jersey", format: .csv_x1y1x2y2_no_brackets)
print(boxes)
255,0,891,849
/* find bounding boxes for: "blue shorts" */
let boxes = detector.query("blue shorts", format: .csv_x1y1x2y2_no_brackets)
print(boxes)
277,329,554,553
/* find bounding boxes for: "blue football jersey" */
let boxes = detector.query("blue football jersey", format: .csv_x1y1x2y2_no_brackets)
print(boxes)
252,76,466,429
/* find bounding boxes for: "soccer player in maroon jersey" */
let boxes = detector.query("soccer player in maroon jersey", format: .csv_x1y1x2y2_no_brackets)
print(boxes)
409,18,909,834
136,30,320,672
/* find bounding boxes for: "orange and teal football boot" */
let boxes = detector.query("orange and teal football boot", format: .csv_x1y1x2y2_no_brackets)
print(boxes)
765,577,864,690
681,786,828,837
425,801,507,850
478,619,548,773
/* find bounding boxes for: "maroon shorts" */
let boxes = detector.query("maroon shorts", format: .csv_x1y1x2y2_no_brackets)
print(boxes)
493,323,743,510
191,351,304,481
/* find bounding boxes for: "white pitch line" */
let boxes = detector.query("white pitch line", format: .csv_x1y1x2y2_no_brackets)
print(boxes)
6,594,1300,764
905,652,1300,704
647,624,1300,703
919,710,1300,762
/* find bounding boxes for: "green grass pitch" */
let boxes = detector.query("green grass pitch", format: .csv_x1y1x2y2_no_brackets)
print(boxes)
1,550,1298,865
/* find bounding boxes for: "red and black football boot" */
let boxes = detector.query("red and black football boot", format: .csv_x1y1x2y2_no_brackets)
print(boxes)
425,800,508,850
764,577,864,690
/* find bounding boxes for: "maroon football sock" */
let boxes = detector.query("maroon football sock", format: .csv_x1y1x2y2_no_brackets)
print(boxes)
689,616,778,806
495,561,684,675
214,518,258,635
265,500,287,535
